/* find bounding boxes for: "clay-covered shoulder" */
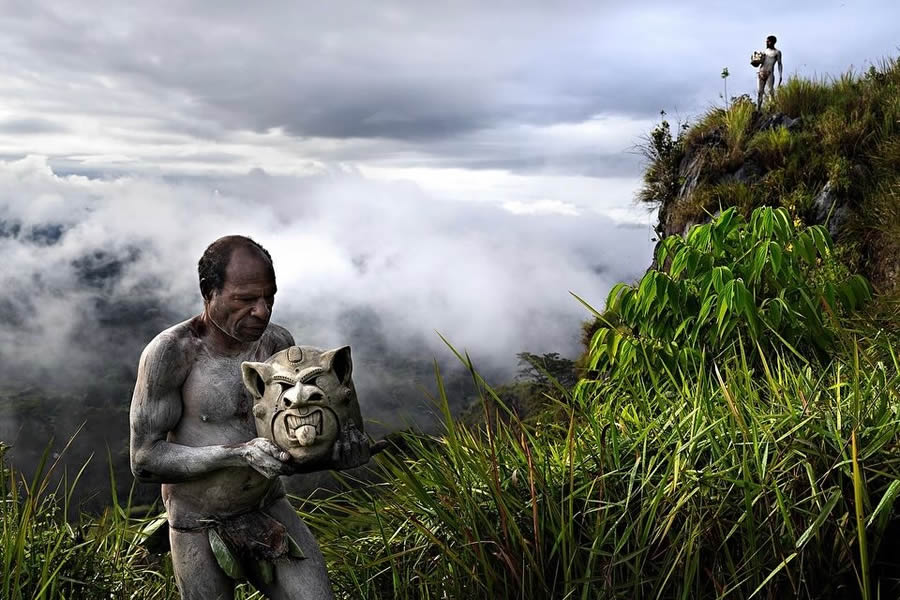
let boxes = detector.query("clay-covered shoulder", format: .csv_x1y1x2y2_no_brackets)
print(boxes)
137,321,197,388
265,322,296,353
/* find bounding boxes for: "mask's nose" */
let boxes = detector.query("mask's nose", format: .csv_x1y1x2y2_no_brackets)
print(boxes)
282,385,323,408
282,386,299,408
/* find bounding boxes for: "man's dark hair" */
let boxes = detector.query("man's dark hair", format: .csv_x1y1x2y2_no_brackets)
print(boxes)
767,35,777,44
198,235,274,301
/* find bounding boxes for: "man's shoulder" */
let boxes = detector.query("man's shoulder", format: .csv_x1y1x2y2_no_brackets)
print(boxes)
142,318,201,361
264,323,295,353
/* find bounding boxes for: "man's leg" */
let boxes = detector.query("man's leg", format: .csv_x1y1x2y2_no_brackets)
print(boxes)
169,527,236,600
766,71,776,104
757,71,767,109
250,497,335,600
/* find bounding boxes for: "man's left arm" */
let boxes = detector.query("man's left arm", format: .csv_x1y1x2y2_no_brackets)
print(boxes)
777,50,783,85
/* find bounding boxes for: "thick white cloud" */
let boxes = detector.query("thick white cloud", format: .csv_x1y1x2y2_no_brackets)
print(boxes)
0,156,654,413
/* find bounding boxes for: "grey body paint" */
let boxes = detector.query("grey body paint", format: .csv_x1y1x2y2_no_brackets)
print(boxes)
129,317,334,599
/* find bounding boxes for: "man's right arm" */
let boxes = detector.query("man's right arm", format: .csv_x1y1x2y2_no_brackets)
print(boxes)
129,333,243,483
130,333,293,483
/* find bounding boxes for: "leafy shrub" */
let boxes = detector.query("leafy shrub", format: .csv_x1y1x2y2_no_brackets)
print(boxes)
682,108,725,151
637,114,687,206
582,206,871,381
826,155,853,193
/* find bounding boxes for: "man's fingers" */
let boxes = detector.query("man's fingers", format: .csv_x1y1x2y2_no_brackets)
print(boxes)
332,425,347,463
257,438,290,462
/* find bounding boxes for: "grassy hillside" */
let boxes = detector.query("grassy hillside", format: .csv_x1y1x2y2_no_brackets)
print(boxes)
2,58,900,599
641,58,900,296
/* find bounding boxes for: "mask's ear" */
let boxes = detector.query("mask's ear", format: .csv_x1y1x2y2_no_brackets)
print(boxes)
241,362,274,400
324,346,353,384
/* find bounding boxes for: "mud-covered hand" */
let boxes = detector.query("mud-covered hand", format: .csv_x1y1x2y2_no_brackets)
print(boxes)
237,437,295,479
331,421,389,470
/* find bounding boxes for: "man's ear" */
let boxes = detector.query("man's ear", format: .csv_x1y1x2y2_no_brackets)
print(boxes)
323,346,353,384
241,362,274,399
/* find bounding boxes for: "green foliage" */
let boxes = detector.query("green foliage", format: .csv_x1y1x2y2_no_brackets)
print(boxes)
723,96,755,156
691,180,756,216
583,207,871,381
681,107,726,151
817,106,870,157
0,441,176,599
302,331,900,599
637,113,687,206
773,77,831,117
826,155,853,193
514,352,577,388
749,126,794,167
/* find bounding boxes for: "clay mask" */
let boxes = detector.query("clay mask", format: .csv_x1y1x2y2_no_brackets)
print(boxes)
241,345,363,463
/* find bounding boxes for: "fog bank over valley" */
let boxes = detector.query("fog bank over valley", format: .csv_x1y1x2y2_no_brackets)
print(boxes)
0,156,654,492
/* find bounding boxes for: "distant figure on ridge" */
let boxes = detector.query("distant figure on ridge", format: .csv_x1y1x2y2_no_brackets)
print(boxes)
756,35,783,110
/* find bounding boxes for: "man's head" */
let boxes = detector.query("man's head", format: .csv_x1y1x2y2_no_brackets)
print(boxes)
198,235,276,343
766,35,777,48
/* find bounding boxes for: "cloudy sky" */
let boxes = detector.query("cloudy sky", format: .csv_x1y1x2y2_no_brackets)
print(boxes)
1,0,898,389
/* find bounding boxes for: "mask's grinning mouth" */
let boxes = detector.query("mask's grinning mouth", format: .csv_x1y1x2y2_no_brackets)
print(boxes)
285,409,323,446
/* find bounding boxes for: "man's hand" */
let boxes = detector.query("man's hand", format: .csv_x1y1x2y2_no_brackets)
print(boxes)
236,438,295,479
331,422,388,470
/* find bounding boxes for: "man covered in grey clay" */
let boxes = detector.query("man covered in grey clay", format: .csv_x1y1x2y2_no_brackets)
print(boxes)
757,35,783,110
130,235,373,599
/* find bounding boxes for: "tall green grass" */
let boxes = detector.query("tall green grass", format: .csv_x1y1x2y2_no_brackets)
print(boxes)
723,98,755,156
302,331,900,599
0,439,177,599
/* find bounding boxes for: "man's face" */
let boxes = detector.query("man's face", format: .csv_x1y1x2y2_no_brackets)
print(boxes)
207,246,276,342
766,38,775,48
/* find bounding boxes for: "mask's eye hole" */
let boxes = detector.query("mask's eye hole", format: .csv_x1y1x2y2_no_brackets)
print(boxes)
278,382,295,407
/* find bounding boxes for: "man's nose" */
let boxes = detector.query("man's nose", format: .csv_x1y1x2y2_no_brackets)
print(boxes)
251,298,271,319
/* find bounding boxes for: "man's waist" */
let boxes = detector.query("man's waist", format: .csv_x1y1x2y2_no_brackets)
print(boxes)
163,478,286,531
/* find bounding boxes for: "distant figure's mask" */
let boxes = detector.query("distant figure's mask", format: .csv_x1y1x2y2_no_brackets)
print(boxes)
241,345,363,462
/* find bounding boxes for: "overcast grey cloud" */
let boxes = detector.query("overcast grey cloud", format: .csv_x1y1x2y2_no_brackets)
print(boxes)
2,1,897,181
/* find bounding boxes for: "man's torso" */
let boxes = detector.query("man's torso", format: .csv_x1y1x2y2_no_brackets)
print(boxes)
759,48,780,75
159,317,291,529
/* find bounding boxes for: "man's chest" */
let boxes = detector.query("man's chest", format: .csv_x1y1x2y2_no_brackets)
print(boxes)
181,356,255,425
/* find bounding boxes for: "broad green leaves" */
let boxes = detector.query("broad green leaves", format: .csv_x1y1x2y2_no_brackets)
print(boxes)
585,206,872,382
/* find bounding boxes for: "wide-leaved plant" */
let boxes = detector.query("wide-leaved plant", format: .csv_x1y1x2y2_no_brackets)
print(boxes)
581,206,871,382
